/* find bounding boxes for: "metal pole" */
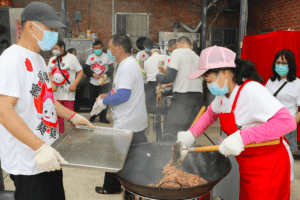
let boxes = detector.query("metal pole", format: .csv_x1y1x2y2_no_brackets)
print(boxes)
61,0,67,38
201,0,208,51
238,0,248,58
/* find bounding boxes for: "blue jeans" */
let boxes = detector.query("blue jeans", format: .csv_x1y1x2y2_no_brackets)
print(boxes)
285,129,298,152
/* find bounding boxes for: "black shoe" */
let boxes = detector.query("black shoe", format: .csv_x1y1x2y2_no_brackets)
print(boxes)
100,118,110,124
89,115,97,122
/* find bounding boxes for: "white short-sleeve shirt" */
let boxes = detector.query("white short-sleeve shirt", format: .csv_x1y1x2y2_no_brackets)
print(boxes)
169,48,203,93
48,53,82,101
136,50,150,84
86,53,113,86
266,78,300,117
211,81,284,129
111,56,148,132
0,45,60,175
144,52,168,82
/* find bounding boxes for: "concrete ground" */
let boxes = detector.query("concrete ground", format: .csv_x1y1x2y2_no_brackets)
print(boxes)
3,111,300,199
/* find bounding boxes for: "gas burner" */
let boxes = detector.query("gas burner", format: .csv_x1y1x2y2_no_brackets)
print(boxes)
121,186,218,200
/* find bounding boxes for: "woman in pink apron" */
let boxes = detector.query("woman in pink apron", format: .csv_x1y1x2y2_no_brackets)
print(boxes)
177,46,296,200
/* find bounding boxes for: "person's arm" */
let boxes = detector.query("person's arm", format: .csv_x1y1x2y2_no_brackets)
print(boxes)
103,89,131,106
189,105,219,138
74,70,83,85
48,72,58,92
0,95,44,151
295,111,300,124
105,63,115,78
156,67,178,84
240,107,297,145
55,99,75,119
83,64,95,78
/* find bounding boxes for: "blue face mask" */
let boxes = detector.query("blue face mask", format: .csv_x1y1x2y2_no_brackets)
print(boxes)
145,48,150,53
32,22,58,51
94,49,102,56
275,64,289,76
207,74,229,96
107,46,118,61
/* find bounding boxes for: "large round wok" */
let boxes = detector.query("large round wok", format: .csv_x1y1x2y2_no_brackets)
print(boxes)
116,141,231,199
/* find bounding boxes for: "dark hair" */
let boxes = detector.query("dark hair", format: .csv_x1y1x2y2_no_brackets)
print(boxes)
203,59,264,86
270,49,296,82
93,40,103,47
110,33,132,54
56,39,66,53
21,21,27,29
176,36,191,45
168,39,177,48
0,39,9,47
67,48,76,54
226,44,236,53
0,44,5,55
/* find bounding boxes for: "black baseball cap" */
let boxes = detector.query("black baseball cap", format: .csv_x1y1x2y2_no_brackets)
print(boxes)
21,2,66,28
144,38,154,50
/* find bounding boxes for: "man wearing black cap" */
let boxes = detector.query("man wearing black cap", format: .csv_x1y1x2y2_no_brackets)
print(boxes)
0,2,93,200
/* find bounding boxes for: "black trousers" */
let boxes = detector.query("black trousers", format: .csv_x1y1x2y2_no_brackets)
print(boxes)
103,129,147,192
164,92,203,140
10,170,65,200
145,81,158,107
74,77,86,112
89,83,111,119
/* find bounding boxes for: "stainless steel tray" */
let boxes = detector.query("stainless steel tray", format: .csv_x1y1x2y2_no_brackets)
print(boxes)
51,125,134,172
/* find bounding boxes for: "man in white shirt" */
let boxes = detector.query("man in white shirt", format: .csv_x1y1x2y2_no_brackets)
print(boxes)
84,40,114,123
144,48,168,106
91,33,148,195
0,2,93,200
156,36,203,141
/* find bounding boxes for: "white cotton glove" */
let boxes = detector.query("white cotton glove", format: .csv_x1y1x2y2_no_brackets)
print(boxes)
219,130,245,156
70,113,94,128
35,143,67,172
177,130,196,148
90,99,107,116
157,61,165,69
161,84,167,89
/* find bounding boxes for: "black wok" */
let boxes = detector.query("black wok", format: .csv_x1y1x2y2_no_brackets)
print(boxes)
116,142,231,199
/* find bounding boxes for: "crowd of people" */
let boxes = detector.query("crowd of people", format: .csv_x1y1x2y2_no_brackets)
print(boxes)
0,2,299,200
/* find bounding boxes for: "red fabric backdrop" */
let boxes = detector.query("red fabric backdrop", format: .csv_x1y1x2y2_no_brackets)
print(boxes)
241,30,300,142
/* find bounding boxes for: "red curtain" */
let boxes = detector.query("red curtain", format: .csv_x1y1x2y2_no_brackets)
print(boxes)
241,30,300,142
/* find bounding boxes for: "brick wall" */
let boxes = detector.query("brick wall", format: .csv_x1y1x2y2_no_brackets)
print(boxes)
12,0,239,48
247,0,300,36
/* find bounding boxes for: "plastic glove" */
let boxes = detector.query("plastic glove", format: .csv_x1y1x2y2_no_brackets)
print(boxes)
161,84,167,89
157,61,165,69
157,89,165,98
219,130,245,156
177,130,196,148
90,99,107,116
70,113,94,128
35,143,67,172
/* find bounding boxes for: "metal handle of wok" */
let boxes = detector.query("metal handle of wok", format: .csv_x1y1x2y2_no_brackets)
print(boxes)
158,180,184,191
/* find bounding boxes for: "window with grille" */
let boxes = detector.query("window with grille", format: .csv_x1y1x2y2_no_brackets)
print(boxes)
210,28,238,52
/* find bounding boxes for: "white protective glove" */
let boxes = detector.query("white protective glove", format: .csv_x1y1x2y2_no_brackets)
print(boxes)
70,113,94,128
90,99,107,116
156,86,165,98
35,143,67,172
219,130,245,156
161,84,167,89
157,61,165,69
177,130,196,148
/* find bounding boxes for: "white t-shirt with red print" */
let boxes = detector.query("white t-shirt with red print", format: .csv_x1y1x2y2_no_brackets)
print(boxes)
86,53,113,86
136,50,150,84
48,53,82,101
0,45,59,175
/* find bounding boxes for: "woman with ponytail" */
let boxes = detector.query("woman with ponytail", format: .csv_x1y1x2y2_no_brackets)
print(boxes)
176,46,295,200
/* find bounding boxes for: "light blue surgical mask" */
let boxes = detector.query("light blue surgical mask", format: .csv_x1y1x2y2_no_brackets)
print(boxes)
52,50,61,56
145,48,150,53
107,47,118,61
275,64,289,76
207,73,229,96
94,49,102,56
32,22,58,51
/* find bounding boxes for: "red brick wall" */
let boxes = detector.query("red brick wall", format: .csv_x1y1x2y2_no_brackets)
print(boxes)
12,0,239,48
247,0,300,36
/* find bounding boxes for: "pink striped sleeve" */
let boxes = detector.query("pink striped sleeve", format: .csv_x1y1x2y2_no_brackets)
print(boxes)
189,105,219,137
240,107,297,145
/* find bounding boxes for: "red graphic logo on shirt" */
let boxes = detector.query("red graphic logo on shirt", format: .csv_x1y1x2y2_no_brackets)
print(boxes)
168,59,171,63
142,54,145,58
91,57,94,61
31,78,58,139
25,58,33,72
92,63,106,76
51,67,70,86
51,59,56,64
